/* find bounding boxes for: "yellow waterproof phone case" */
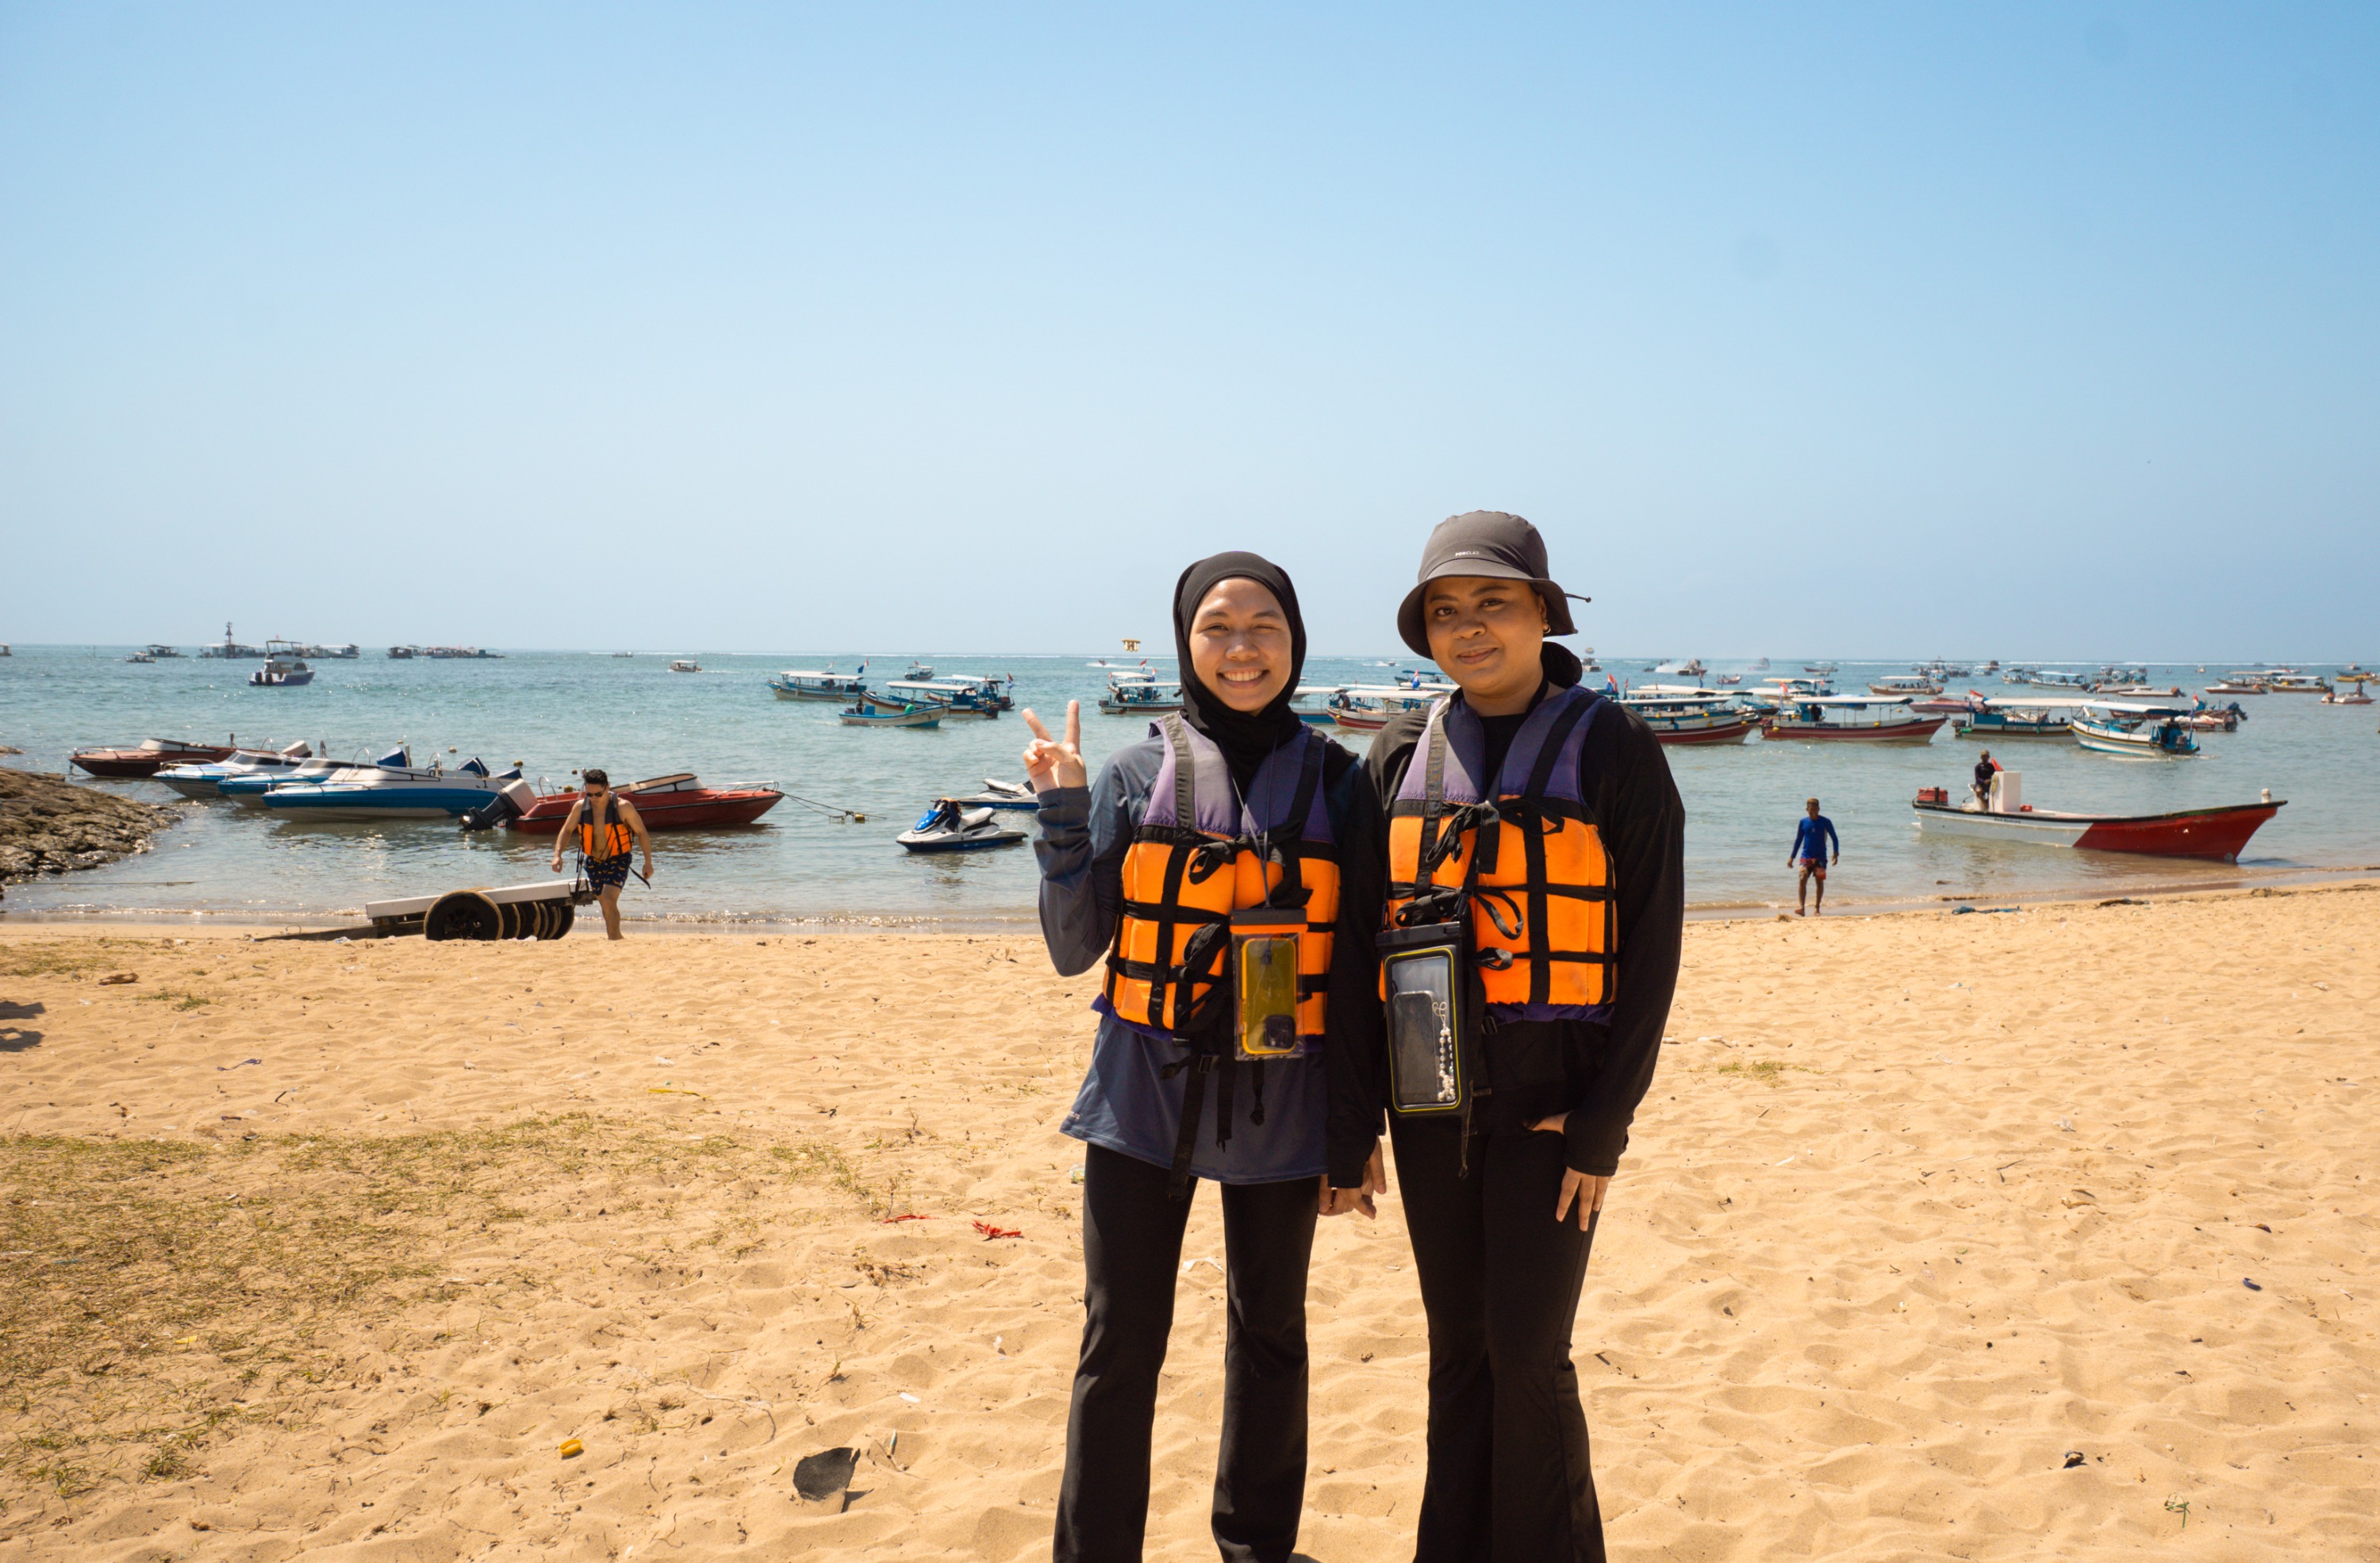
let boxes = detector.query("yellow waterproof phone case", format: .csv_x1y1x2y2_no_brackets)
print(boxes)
1231,907,1305,1060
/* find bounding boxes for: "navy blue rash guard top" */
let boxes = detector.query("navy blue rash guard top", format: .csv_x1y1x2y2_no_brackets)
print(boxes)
1790,814,1841,863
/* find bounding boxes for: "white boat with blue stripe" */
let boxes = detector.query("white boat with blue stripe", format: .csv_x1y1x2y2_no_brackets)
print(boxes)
263,750,524,818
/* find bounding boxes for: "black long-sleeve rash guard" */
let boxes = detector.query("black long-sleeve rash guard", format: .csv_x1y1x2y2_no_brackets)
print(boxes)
1334,651,1686,1183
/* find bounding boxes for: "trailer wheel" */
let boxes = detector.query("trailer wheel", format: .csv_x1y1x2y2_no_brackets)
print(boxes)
517,901,549,940
424,890,503,942
543,901,575,940
494,900,526,941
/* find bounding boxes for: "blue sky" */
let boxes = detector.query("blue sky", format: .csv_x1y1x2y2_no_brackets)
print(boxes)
2,4,2373,659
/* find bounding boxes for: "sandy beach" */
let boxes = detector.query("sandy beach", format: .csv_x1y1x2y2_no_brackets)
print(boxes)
2,885,2374,1561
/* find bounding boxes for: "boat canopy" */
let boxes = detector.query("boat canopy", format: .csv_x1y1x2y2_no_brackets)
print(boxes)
2082,699,2196,716
1983,696,2095,709
1791,694,1914,708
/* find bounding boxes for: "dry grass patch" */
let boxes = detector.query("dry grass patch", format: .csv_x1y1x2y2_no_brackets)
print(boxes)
0,1114,874,1502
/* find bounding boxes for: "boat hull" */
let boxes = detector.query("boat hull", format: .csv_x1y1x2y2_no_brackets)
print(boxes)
1646,717,1755,745
897,834,1024,851
507,789,783,832
840,711,941,728
1761,717,1944,743
2072,724,2198,758
1953,720,2071,739
1914,799,2281,860
71,745,236,778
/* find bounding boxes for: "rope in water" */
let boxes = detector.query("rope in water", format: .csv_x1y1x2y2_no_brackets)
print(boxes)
781,789,867,823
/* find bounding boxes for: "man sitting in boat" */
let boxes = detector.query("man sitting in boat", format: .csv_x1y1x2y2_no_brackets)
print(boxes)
1790,797,1840,916
547,769,654,939
1972,751,2001,808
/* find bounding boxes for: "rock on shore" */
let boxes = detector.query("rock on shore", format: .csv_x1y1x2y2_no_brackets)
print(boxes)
0,768,184,882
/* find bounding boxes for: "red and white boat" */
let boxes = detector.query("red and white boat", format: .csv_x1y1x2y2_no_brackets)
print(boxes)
71,736,237,778
1762,695,1944,743
1911,772,2282,860
501,773,784,833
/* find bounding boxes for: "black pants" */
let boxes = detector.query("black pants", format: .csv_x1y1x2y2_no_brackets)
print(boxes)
1054,1142,1319,1563
1389,1115,1604,1563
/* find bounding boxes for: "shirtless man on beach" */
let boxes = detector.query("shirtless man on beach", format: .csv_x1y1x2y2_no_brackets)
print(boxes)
548,770,654,939
1790,797,1840,916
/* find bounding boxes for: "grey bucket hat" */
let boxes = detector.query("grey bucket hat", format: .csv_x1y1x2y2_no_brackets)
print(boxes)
1395,510,1583,657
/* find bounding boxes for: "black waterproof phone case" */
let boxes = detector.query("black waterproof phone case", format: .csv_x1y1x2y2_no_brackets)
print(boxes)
1377,920,1467,1114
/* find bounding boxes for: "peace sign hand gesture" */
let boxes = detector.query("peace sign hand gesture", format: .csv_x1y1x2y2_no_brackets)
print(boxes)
1021,701,1088,793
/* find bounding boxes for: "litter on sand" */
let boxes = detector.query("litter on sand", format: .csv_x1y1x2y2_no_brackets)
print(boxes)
2241,1277,2263,1291
559,1438,584,1458
793,1446,859,1507
881,1213,935,1224
973,1220,1023,1241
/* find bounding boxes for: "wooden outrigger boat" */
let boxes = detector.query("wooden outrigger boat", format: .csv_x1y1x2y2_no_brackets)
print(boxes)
1911,772,2281,860
1760,695,1944,743
2071,701,2201,758
770,668,869,701
1618,690,1754,745
840,702,941,729
1953,697,2089,739
1868,674,1944,697
1098,676,1185,716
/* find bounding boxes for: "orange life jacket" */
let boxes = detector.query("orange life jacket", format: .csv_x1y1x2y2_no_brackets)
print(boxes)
1384,684,1615,1017
1102,716,1340,1043
580,795,635,859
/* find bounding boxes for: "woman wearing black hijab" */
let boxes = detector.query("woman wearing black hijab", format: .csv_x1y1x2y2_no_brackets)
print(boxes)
1021,551,1386,1562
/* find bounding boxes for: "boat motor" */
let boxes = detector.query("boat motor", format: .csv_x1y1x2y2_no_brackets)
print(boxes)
459,777,539,833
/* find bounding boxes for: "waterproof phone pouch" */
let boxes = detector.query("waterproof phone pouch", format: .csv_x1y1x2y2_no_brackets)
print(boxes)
1231,907,1306,1060
1378,921,1467,1114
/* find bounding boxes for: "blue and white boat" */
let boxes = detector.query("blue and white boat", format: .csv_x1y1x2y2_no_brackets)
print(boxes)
945,778,1040,811
2071,701,2202,759
220,745,413,799
155,741,321,800
249,641,316,687
263,752,524,818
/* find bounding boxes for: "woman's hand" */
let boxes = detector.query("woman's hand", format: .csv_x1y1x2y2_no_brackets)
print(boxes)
1020,701,1088,792
1319,1142,1388,1219
1527,1112,1610,1231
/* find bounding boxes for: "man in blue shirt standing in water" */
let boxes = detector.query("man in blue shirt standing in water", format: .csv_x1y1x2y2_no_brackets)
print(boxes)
1790,797,1841,916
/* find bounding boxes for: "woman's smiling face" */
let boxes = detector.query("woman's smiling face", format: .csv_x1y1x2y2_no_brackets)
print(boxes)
1423,575,1548,711
1188,578,1292,712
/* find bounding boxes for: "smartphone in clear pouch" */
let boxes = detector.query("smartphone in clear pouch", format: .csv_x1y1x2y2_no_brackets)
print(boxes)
1231,907,1306,1060
1378,920,1466,1114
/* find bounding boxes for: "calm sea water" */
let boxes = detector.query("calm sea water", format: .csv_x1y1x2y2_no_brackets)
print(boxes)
3,646,2375,927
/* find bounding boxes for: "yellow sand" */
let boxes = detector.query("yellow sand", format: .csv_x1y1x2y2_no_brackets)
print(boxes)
1,885,2374,1560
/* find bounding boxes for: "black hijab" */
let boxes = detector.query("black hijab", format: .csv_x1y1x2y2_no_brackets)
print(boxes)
1172,551,1308,789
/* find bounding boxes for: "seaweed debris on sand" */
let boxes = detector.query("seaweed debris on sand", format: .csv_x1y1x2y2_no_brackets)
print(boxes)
0,768,182,884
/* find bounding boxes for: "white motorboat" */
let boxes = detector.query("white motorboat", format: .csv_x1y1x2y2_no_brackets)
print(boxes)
155,741,321,800
249,641,315,686
946,778,1041,811
668,659,702,674
263,755,524,818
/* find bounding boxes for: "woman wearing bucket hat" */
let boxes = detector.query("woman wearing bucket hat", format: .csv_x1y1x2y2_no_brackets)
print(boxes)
1020,551,1389,1562
1330,511,1685,1561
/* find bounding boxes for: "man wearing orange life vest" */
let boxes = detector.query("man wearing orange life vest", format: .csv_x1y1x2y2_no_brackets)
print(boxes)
547,770,654,940
1330,512,1684,1563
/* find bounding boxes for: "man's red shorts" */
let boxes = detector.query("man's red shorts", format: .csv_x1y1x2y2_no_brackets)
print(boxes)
1798,856,1826,881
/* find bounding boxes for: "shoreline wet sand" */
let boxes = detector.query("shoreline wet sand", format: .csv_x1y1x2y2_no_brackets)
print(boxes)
2,882,2374,1559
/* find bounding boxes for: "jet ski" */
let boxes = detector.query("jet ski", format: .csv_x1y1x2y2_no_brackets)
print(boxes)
896,798,1027,852
944,777,1041,811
